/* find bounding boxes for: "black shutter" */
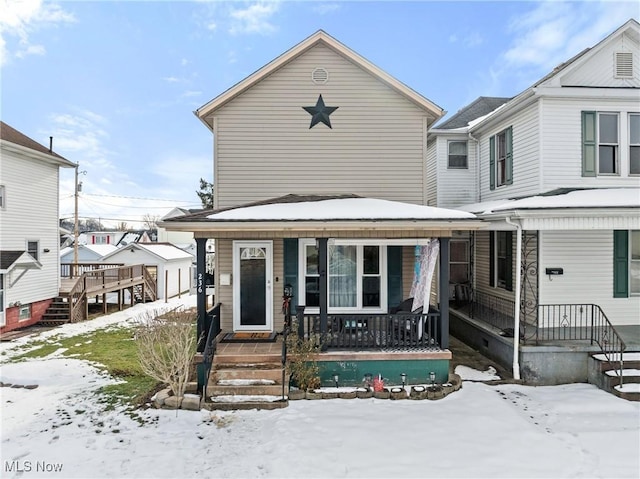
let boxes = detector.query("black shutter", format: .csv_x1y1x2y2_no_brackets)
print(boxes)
489,136,496,190
505,231,514,292
489,231,495,287
613,230,629,298
283,239,298,304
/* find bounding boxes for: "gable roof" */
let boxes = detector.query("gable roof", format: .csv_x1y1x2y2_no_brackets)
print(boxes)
470,18,640,133
195,30,444,129
432,97,512,130
102,243,193,262
0,121,75,167
0,250,41,273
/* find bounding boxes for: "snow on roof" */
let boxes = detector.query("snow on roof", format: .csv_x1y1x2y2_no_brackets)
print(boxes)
134,243,194,260
207,197,476,221
83,244,118,256
460,188,640,215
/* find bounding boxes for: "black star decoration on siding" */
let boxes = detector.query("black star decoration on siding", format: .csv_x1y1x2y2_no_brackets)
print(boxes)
302,94,339,129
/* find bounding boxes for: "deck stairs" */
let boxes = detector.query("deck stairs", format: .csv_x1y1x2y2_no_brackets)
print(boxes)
206,349,289,410
590,352,640,402
39,297,71,326
132,284,156,303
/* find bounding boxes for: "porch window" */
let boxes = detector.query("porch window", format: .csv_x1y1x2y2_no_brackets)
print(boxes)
300,240,385,312
0,185,5,209
489,231,513,291
630,113,640,175
450,240,469,284
304,243,320,307
632,231,640,295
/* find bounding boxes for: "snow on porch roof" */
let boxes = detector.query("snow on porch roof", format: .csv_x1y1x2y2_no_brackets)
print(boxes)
461,188,640,215
205,195,476,221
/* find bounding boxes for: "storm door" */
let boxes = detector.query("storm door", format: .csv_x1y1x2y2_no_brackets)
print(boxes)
233,241,273,331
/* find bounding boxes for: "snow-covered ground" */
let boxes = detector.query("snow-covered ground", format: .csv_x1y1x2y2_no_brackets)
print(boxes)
1,295,639,478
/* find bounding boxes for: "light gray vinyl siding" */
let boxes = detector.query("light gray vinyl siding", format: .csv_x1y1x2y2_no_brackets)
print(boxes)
0,149,61,305
540,97,640,190
213,44,428,209
539,230,639,326
216,239,233,331
478,102,540,201
559,31,640,88
436,135,478,208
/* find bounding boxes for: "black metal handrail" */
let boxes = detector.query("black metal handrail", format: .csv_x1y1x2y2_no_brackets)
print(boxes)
295,309,442,350
468,290,516,335
200,303,221,401
538,304,626,387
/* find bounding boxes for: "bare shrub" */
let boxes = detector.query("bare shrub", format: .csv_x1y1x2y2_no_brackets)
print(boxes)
285,324,321,391
135,308,198,401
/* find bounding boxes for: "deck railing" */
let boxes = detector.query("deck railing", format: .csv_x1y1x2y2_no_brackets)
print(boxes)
200,303,221,400
61,262,124,279
538,304,626,387
295,307,442,350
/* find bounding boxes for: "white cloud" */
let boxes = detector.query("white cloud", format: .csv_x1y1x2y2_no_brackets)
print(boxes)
486,1,639,95
312,3,341,15
228,1,279,35
181,90,202,98
163,76,181,83
0,0,75,66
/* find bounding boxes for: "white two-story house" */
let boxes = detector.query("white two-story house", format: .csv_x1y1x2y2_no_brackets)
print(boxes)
429,19,640,385
0,122,76,334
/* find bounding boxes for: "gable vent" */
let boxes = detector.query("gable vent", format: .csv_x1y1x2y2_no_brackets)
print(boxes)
615,52,633,78
311,67,329,84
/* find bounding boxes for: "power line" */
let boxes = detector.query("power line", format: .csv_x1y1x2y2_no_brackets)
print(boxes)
82,193,194,202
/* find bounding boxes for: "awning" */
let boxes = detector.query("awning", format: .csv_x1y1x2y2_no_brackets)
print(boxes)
0,250,42,273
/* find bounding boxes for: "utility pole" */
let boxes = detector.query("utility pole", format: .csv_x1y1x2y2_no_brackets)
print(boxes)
73,164,86,264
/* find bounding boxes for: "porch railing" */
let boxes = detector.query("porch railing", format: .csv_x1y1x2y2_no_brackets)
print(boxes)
468,290,516,335
295,308,442,350
538,304,626,387
200,303,221,400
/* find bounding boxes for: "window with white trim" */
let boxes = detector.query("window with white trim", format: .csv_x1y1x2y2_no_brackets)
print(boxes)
27,240,39,261
299,240,386,312
598,112,619,174
19,304,31,321
631,230,640,296
447,141,468,168
630,113,640,175
450,240,469,284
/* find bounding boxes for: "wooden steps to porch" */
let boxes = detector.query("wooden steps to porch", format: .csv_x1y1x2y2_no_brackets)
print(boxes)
206,341,289,410
591,352,640,402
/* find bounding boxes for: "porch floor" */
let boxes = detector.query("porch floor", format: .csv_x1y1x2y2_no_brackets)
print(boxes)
214,334,451,362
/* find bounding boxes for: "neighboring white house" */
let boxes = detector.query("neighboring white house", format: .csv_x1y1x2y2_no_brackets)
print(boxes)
101,243,193,299
157,207,198,244
60,244,118,264
428,19,640,383
82,230,151,246
0,121,76,333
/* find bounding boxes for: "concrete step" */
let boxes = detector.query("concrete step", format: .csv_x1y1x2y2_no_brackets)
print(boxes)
207,383,287,397
205,396,288,411
213,353,282,365
613,383,640,401
591,352,640,372
605,368,640,388
215,367,284,382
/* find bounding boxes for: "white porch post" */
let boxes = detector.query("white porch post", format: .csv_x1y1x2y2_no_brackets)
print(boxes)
506,217,522,380
438,237,450,349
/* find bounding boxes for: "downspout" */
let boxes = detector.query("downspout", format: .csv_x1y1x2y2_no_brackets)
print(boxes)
505,216,522,381
468,131,480,202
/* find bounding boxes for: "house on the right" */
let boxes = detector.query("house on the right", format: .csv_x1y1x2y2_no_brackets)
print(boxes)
429,18,640,387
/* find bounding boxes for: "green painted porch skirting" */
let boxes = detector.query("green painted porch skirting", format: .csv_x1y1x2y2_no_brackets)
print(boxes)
315,358,450,387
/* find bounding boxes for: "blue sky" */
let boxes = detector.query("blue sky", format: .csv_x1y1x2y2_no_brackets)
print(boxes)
1,0,638,228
